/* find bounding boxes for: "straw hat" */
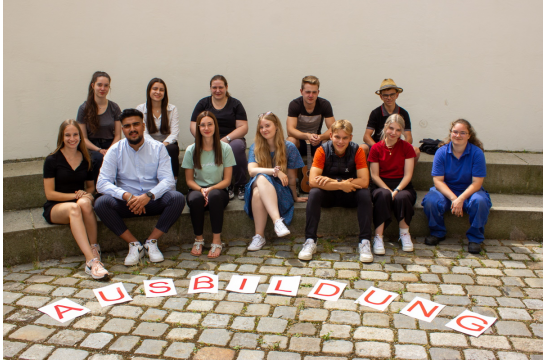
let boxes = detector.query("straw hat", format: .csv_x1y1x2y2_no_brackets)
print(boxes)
375,78,403,95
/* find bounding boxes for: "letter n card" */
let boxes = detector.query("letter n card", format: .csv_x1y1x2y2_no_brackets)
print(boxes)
354,286,398,311
266,276,301,296
38,298,90,323
400,297,446,322
446,310,497,337
93,283,132,307
188,273,219,294
143,279,177,297
308,280,346,301
226,275,260,294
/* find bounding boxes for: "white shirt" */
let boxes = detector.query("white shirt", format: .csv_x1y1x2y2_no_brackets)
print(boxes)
136,103,180,145
97,138,175,200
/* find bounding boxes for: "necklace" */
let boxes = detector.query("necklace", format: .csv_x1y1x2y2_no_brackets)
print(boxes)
384,140,396,155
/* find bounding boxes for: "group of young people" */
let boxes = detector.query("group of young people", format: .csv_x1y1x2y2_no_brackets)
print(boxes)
42,72,492,280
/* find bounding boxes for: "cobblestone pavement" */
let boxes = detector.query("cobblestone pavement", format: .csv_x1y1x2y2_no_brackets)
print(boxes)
3,237,543,360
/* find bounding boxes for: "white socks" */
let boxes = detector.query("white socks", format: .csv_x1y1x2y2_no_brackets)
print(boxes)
400,228,409,235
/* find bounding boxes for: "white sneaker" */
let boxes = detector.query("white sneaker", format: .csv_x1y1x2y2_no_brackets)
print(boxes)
399,233,414,252
274,218,290,237
85,258,109,280
373,235,385,255
124,242,144,266
248,234,266,251
144,239,164,263
359,240,374,263
298,239,317,261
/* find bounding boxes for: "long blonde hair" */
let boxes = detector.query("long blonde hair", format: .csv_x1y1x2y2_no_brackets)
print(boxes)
50,120,92,170
253,112,287,173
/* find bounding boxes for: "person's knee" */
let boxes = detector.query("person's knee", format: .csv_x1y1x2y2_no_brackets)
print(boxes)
69,203,82,218
308,188,324,203
76,198,93,213
356,188,371,202
94,194,113,212
468,193,490,212
359,143,370,156
287,137,299,147
422,189,444,211
413,146,421,162
374,188,391,201
207,189,223,203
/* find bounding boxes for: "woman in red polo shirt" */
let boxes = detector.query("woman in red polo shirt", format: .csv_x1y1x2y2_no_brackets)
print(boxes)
368,114,416,254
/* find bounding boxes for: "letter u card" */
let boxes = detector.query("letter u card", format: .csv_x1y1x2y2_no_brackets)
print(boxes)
354,286,398,311
143,279,177,297
38,298,90,323
93,282,133,307
399,297,446,322
188,273,219,294
226,275,260,294
266,276,301,296
308,280,347,301
445,310,497,337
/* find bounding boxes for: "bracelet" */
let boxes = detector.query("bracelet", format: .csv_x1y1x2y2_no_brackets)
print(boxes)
272,166,280,177
127,194,133,202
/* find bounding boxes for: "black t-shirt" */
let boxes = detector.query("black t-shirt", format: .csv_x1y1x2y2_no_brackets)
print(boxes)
43,151,93,194
366,104,411,143
76,100,121,140
190,96,247,139
287,97,334,135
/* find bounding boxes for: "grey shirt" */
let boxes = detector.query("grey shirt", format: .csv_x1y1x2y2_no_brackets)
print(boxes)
76,100,121,140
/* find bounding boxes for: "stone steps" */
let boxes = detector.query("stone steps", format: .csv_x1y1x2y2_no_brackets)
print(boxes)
3,152,542,211
4,191,542,266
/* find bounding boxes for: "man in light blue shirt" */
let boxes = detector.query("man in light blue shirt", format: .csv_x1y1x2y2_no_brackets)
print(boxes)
96,108,185,266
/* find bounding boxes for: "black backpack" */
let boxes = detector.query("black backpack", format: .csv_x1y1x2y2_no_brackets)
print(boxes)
419,138,442,155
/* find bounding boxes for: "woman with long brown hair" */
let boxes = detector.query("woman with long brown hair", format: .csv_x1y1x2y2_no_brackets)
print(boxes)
136,78,180,179
422,119,491,254
43,120,108,280
190,75,248,200
76,71,121,183
244,112,307,251
182,111,235,258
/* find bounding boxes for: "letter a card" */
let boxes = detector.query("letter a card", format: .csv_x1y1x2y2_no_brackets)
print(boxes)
445,310,497,337
400,297,446,322
93,282,133,307
226,275,260,294
143,279,177,298
267,276,301,296
308,280,347,301
38,298,90,323
354,286,398,311
188,273,219,294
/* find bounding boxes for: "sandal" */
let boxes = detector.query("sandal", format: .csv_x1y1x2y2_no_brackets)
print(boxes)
208,243,224,259
191,239,205,257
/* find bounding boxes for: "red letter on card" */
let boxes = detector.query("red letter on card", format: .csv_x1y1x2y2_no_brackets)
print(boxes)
98,287,125,301
194,276,214,290
149,281,171,294
314,283,340,297
364,290,392,305
456,315,487,332
54,305,83,320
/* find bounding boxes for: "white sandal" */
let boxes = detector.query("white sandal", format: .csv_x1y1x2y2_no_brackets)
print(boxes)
208,243,225,259
191,239,205,257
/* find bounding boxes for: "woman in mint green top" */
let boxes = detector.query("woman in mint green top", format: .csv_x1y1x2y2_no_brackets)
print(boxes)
182,111,236,258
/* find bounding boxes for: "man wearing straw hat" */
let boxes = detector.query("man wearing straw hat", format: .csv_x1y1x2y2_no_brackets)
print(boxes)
361,79,420,161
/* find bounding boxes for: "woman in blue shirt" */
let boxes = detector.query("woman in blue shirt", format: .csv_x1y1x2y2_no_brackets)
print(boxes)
421,119,492,254
244,112,307,251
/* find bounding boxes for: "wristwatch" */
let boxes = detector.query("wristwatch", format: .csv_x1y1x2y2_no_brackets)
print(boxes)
146,191,155,200
226,136,232,143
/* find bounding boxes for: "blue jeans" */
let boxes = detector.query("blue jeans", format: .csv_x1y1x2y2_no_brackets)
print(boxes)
421,187,492,243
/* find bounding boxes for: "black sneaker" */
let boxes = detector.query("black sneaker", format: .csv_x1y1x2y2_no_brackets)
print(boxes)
228,185,234,200
237,187,245,200
468,242,481,254
424,235,446,246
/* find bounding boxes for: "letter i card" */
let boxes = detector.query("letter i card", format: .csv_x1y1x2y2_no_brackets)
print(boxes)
226,275,260,294
143,279,177,297
38,298,90,323
308,280,347,301
93,282,133,307
188,273,219,294
354,286,398,311
445,309,497,337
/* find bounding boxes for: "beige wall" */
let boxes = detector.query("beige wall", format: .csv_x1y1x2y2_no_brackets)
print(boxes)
4,0,543,160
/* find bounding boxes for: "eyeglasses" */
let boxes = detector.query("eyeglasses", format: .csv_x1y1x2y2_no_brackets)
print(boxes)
381,93,397,98
451,130,469,136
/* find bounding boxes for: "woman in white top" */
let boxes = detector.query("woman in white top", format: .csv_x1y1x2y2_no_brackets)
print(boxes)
136,78,180,179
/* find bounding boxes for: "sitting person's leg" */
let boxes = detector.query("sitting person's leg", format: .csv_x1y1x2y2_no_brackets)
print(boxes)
90,150,104,187
413,146,421,164
392,189,417,252
229,139,248,197
207,189,230,258
248,184,268,251
253,175,290,237
463,189,492,253
343,188,373,262
165,143,180,180
300,187,333,260
186,190,206,256
421,187,450,245
371,187,393,255
50,201,108,279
